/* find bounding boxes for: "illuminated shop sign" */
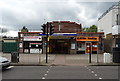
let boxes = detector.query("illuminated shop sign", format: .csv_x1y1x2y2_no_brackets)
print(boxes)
24,36,42,41
76,37,99,41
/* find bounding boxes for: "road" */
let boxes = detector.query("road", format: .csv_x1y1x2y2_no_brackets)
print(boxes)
2,66,118,80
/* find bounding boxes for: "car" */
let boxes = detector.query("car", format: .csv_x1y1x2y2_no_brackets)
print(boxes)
0,56,11,70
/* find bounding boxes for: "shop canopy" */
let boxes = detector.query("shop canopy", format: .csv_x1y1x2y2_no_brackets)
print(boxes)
39,33,77,36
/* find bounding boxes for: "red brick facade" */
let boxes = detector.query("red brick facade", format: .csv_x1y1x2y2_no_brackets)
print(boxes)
49,21,82,33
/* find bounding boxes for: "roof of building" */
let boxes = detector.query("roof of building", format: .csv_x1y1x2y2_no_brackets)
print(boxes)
50,21,81,25
77,32,104,34
98,1,120,21
18,32,41,34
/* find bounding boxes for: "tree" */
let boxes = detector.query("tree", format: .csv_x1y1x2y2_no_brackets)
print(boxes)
82,28,89,32
82,25,97,32
1,28,8,33
0,27,8,38
89,25,97,32
21,26,28,32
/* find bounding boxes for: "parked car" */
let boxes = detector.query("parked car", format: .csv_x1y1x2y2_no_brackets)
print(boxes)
0,56,11,69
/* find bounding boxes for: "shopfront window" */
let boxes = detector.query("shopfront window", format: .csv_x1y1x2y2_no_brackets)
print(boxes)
77,42,85,51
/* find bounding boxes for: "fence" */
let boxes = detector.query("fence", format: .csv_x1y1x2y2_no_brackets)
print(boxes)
1,53,55,65
1,52,105,65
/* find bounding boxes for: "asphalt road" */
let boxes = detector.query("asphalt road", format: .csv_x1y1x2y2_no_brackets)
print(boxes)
2,66,119,79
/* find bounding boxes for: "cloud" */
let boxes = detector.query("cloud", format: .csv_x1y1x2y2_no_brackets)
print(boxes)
0,0,118,37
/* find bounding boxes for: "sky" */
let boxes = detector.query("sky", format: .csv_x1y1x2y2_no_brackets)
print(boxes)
0,0,119,37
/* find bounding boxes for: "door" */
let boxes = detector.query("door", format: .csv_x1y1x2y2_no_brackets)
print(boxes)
50,39,70,54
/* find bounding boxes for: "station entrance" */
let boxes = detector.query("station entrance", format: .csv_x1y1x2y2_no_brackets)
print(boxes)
49,39,70,54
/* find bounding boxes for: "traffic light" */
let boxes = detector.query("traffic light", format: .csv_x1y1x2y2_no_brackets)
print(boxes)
41,24,46,35
50,23,54,35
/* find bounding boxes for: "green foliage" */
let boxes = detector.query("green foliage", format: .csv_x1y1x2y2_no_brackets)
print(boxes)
82,25,97,32
21,26,28,32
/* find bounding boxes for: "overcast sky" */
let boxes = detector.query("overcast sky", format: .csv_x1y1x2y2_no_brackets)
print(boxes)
0,0,119,37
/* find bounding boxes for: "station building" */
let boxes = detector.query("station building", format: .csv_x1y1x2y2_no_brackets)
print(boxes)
18,21,104,54
43,21,82,54
42,21,104,54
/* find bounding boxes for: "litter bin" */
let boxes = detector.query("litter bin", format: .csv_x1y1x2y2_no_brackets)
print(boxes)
113,48,120,63
103,53,111,63
11,52,19,63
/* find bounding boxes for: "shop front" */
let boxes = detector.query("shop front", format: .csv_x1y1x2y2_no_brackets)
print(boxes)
76,36,99,54
19,35,42,54
23,36,42,54
42,33,77,54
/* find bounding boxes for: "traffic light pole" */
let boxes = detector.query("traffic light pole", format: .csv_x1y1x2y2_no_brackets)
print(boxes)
41,22,53,63
46,22,49,63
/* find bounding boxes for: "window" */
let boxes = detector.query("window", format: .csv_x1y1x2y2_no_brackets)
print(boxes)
20,34,23,37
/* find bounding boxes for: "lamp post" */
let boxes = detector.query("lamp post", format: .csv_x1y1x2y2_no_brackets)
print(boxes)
89,43,92,63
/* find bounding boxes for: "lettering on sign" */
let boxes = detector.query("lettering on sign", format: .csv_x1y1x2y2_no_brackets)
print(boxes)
76,37,99,41
24,36,42,41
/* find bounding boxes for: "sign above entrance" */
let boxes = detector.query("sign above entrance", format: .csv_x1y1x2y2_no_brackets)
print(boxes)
39,33,76,36
76,36,99,41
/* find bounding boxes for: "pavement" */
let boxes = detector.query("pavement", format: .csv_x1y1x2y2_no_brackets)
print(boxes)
0,52,120,66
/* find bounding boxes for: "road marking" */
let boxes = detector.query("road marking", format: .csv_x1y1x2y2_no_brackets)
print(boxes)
91,71,94,73
99,77,102,79
42,66,52,79
48,69,50,71
89,69,91,71
42,77,45,79
46,71,49,73
44,74,47,76
94,74,97,76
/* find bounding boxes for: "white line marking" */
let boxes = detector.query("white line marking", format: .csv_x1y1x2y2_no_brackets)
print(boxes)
99,77,102,79
48,69,50,71
89,69,91,71
91,71,94,73
94,74,97,76
44,74,47,76
46,71,49,73
42,77,45,79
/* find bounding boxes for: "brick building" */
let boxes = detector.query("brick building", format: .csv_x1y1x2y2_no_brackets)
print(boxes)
50,21,82,33
43,21,82,54
18,32,42,53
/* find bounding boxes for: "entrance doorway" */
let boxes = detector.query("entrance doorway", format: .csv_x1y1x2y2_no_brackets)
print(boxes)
50,39,70,54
